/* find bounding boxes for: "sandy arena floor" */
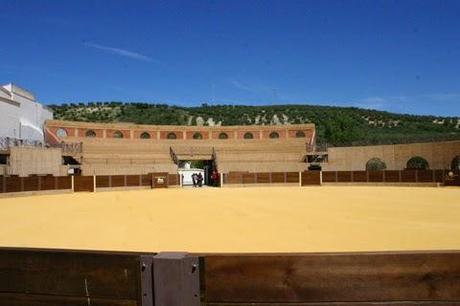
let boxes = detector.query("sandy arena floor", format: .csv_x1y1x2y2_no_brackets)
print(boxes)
0,186,459,253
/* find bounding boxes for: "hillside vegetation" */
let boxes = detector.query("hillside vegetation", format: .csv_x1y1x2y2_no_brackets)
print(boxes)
49,102,460,146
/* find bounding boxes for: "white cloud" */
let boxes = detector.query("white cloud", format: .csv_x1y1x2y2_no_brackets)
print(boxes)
83,42,155,63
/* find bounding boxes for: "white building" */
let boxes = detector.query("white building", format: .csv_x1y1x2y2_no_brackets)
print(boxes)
0,83,53,142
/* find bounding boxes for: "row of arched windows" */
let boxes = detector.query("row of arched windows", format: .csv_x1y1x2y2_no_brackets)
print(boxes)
57,128,307,140
365,156,432,171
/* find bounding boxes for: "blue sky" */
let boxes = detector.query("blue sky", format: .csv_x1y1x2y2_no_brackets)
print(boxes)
1,0,460,116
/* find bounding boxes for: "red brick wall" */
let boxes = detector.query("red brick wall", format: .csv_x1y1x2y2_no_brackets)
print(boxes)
133,130,158,139
78,128,103,138
262,129,287,139
211,131,235,140
106,129,130,139
159,131,184,140
185,131,210,140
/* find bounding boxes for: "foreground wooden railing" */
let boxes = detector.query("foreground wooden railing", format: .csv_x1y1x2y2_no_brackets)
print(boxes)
1,247,460,305
0,173,180,194
223,169,460,186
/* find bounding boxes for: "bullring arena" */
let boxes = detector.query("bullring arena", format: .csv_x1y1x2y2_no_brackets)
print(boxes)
1,186,460,253
1,84,460,305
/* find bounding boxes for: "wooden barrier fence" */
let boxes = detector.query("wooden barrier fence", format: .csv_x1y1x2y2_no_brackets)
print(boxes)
322,169,450,184
0,170,457,194
0,173,181,194
223,170,454,186
1,247,460,305
0,175,71,193
224,172,312,185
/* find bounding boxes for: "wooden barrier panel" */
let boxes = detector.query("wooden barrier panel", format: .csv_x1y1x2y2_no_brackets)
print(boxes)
226,173,243,184
418,170,435,183
337,171,352,182
167,174,179,186
127,175,141,187
22,176,40,192
255,173,270,184
401,170,417,182
0,248,145,306
203,251,460,305
141,174,151,186
41,176,56,190
352,171,367,182
5,177,21,193
368,170,384,182
271,172,285,183
111,175,126,187
322,171,337,182
286,172,299,183
96,175,110,188
74,176,94,192
385,170,401,182
435,169,446,183
242,173,256,184
301,171,321,185
56,176,72,190
152,172,168,188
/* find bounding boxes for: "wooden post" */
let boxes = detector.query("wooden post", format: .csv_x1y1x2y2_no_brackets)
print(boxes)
153,253,200,306
71,175,74,192
220,173,224,187
93,175,96,192
320,171,323,186
140,255,154,306
179,173,183,187
299,171,302,187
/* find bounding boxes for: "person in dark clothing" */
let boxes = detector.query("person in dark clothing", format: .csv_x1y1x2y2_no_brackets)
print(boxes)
197,173,203,187
211,169,219,187
192,173,197,187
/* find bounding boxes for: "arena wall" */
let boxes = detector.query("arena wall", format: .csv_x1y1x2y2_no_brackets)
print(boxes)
323,140,460,171
8,147,66,176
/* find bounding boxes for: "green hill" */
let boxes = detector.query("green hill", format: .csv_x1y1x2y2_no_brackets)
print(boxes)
49,102,460,146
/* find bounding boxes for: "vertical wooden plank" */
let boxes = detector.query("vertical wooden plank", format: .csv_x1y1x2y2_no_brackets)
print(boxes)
140,255,154,306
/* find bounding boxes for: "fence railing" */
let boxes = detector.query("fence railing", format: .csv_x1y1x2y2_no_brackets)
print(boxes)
1,247,460,305
0,137,82,154
223,169,455,186
0,173,180,194
0,175,72,193
322,169,452,184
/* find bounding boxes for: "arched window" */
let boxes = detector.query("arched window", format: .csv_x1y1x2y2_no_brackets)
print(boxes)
406,156,429,170
56,128,67,138
193,132,203,140
451,156,460,171
269,131,280,139
366,158,387,171
85,130,96,138
218,132,228,139
140,132,151,139
295,131,305,138
243,132,254,139
167,132,177,139
113,130,124,138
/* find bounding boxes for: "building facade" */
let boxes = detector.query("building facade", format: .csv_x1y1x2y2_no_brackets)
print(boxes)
0,84,53,142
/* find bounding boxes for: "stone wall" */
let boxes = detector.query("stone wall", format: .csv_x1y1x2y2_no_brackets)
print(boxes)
323,140,460,171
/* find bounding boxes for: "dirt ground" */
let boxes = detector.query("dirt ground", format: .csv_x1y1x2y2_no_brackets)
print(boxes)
0,186,459,253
